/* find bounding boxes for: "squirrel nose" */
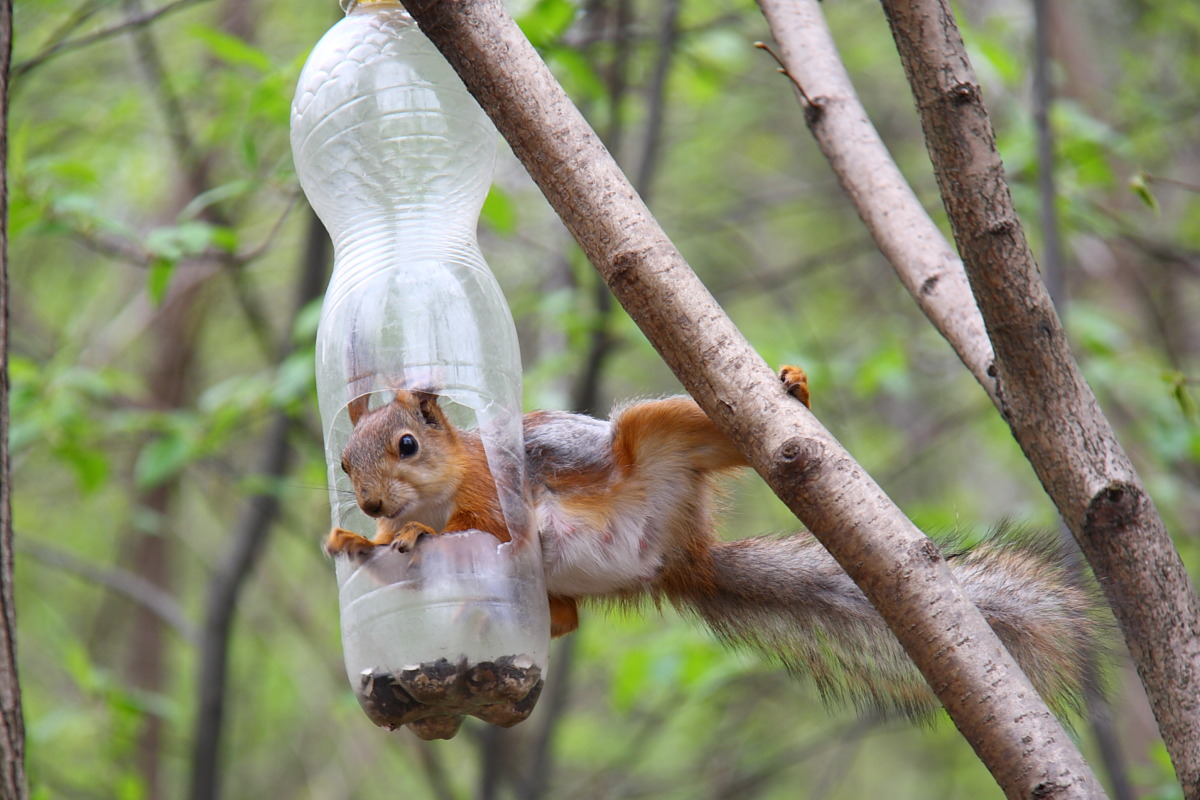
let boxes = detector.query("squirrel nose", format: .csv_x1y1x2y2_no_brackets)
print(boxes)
360,498,383,517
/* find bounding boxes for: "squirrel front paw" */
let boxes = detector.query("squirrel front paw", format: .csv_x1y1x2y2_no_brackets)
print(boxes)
324,527,379,558
375,521,437,553
779,365,811,409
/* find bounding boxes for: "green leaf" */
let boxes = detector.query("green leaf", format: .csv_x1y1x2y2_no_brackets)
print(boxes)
146,257,175,305
56,443,110,494
272,352,316,405
1068,302,1128,357
1130,171,1160,212
516,0,577,49
1165,372,1198,420
481,184,518,235
545,47,606,104
188,24,272,73
853,341,910,398
134,431,194,489
178,180,255,223
147,221,216,259
291,297,323,344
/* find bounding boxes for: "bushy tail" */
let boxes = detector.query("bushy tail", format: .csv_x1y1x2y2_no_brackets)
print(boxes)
677,530,1101,718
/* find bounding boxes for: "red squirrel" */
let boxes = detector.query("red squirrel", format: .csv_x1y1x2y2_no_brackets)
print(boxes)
325,367,1098,717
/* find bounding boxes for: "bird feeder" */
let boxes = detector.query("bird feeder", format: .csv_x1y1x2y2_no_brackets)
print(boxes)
291,0,548,739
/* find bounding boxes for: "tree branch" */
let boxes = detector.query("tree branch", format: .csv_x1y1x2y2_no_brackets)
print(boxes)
400,1,1102,797
18,541,198,643
877,0,1200,796
11,0,214,81
1031,0,1066,307
755,0,998,408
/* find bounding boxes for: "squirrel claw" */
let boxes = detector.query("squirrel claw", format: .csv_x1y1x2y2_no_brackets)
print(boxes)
377,521,438,553
324,527,378,559
779,365,811,409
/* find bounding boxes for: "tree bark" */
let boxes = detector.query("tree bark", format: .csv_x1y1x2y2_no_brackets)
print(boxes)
0,1,27,797
878,1,1200,796
401,1,1104,797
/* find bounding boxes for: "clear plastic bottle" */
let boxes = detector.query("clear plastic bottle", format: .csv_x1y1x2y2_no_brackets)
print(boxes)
291,0,548,739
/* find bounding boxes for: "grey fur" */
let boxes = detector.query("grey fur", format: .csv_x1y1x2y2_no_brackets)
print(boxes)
681,529,1101,719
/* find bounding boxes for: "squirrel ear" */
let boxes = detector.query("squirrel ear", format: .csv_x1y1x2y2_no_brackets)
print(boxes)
408,390,447,429
347,394,370,426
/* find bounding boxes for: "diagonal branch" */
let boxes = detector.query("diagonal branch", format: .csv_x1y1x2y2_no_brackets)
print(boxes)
401,1,1102,797
18,542,198,643
877,0,1200,796
12,0,214,81
755,0,997,407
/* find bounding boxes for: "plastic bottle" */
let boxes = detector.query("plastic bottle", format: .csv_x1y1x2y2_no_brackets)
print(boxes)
291,0,548,739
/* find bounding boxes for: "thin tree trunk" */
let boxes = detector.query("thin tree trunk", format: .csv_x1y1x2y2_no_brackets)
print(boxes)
878,2,1200,796
187,207,327,800
400,1,1104,797
127,275,207,800
0,0,27,796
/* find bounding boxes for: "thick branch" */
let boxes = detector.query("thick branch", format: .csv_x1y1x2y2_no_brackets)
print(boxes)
878,1,1200,796
402,1,1102,796
756,0,997,407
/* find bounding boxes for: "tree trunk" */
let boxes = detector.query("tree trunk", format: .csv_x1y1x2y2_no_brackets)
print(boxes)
879,1,1200,796
0,1,27,797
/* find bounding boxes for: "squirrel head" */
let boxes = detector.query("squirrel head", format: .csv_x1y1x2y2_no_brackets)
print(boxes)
340,389,465,528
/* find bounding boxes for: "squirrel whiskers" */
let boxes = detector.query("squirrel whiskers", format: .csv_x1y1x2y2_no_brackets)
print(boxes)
325,368,1102,719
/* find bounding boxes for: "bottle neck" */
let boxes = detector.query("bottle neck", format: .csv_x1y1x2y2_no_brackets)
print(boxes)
332,214,479,266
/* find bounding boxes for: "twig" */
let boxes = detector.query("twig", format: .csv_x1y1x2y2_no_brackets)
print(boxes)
124,0,213,205
1034,9,1131,795
16,540,198,643
12,0,214,81
1142,173,1200,193
566,0,634,417
753,41,818,110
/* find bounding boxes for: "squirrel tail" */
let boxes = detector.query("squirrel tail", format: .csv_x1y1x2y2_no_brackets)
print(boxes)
676,529,1101,719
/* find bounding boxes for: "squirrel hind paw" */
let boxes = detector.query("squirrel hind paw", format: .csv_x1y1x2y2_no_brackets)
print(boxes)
779,365,811,409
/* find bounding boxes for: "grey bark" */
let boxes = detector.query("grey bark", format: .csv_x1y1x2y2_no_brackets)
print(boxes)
878,1,1200,797
0,0,27,796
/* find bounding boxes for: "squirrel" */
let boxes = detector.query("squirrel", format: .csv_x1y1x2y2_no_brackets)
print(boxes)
325,366,1098,718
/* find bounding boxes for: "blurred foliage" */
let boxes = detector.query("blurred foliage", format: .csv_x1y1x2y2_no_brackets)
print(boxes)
8,0,1200,798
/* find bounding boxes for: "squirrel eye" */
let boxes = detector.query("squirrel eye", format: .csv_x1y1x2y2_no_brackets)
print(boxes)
397,434,419,457
340,458,351,475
